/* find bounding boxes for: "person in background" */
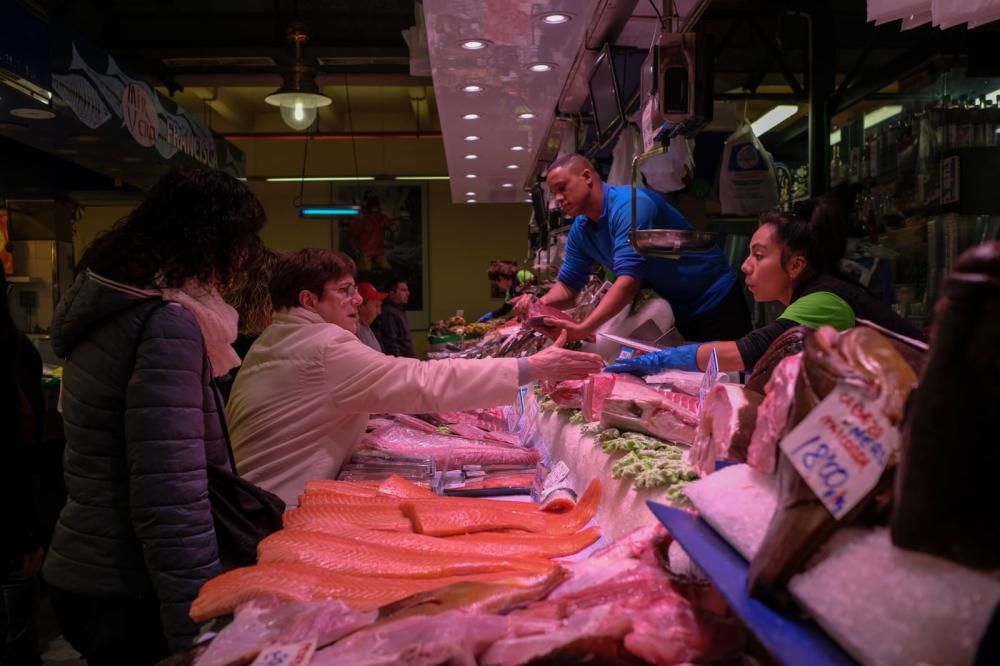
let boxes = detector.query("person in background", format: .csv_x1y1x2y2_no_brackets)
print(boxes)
478,260,536,322
1,270,44,666
227,249,603,505
515,154,751,343
606,198,925,375
219,248,278,403
356,282,387,352
43,166,266,664
378,277,415,357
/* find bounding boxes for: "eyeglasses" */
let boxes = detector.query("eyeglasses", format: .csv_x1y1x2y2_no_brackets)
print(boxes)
326,283,358,298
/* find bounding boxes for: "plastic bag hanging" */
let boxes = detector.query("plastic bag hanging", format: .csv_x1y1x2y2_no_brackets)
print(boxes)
719,119,779,215
607,125,641,186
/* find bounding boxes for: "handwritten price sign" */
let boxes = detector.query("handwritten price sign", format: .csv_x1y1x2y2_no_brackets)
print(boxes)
778,385,899,519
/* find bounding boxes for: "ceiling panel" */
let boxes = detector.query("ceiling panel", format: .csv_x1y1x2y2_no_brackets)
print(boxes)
423,0,600,204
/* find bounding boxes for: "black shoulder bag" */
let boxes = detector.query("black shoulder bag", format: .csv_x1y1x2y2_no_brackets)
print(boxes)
208,380,285,570
132,301,285,572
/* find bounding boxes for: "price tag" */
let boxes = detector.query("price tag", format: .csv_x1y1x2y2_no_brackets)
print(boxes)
696,348,720,419
250,641,316,666
617,345,636,360
778,385,898,519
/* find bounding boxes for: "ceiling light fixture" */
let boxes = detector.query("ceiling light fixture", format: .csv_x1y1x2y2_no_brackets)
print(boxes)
528,63,554,73
266,176,375,182
394,176,450,180
524,198,532,202
863,105,904,129
505,164,519,170
465,174,478,179
9,108,55,120
466,199,477,203
462,113,481,120
464,135,480,141
510,145,526,151
459,39,489,50
464,154,478,159
750,105,798,137
502,183,513,188
517,112,536,120
299,206,362,217
540,12,572,24
264,29,332,131
462,84,484,93
465,191,476,196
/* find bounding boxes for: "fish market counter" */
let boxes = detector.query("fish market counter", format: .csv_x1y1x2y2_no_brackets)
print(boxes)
532,404,671,543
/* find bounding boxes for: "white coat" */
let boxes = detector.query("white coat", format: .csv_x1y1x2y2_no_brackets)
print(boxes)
227,307,519,505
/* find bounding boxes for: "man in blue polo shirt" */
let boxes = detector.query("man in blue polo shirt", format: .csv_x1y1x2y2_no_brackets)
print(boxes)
524,153,751,343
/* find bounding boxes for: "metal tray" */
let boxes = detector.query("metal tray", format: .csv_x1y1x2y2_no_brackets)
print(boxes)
631,229,718,257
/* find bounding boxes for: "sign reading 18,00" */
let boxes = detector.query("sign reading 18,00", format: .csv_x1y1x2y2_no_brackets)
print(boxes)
778,384,899,519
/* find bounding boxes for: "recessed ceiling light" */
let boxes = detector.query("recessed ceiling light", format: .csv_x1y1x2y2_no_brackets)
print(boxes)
463,84,484,93
524,198,533,202
528,63,554,73
466,199,477,203
517,112,536,120
464,135,480,141
540,12,572,24
505,164,519,170
502,183,514,188
462,113,481,120
464,154,478,160
465,174,478,179
465,191,476,196
510,145,526,151
460,39,489,50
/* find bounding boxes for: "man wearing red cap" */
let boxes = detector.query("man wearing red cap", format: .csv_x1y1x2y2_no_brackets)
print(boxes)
356,282,387,352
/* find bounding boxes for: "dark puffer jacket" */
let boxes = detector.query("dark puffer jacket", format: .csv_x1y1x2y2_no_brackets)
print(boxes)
43,272,228,650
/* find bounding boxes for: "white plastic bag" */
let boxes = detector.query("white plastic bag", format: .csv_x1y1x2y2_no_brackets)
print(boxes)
641,134,694,193
719,120,779,215
607,125,641,185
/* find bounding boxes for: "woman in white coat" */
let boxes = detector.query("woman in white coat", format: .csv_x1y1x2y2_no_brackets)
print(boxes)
227,248,603,505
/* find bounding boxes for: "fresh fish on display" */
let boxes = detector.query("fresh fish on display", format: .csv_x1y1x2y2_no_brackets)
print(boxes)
257,529,556,578
747,354,803,474
744,325,814,394
51,74,111,129
283,504,412,532
194,599,376,666
686,383,763,476
360,425,540,470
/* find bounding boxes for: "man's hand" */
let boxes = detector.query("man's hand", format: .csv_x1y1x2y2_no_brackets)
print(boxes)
511,293,536,319
541,317,594,343
526,331,604,382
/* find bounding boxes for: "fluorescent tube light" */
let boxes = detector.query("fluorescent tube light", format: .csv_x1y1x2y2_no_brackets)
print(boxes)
299,206,361,217
394,176,450,181
863,105,903,129
830,129,842,145
267,176,375,182
751,105,798,137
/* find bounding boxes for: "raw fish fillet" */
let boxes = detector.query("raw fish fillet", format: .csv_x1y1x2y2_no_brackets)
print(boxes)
747,354,802,474
462,472,536,490
361,425,540,470
402,479,601,536
376,474,438,498
283,504,412,532
311,609,511,666
195,599,376,666
582,373,616,422
191,562,561,621
481,605,632,666
543,378,586,409
744,325,814,394
303,479,380,497
600,380,699,446
294,523,600,559
687,383,763,476
258,529,555,578
390,413,438,433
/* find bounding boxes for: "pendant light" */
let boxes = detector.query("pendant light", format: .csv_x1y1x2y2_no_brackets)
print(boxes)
265,29,331,131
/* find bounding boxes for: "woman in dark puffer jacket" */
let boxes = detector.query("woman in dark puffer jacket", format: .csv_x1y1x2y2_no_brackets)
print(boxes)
43,166,266,664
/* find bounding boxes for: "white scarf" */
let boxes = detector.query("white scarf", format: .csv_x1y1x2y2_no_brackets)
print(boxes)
160,280,241,378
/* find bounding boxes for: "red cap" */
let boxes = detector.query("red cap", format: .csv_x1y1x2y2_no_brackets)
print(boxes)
357,282,388,301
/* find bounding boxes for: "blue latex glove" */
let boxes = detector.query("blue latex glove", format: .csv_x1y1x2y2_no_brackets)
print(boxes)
477,312,495,323
604,343,701,375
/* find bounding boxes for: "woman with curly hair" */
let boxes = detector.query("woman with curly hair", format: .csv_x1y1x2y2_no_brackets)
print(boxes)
43,166,266,664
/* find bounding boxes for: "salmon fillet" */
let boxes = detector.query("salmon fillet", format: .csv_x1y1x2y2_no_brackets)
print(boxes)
191,562,561,621
303,480,380,497
304,475,436,499
281,523,600,559
283,505,413,532
258,529,555,578
402,479,601,536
